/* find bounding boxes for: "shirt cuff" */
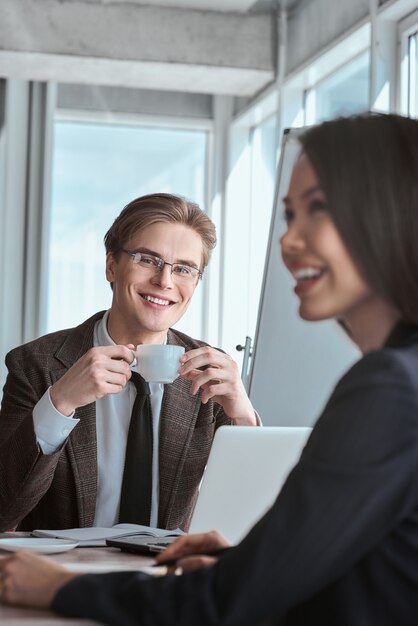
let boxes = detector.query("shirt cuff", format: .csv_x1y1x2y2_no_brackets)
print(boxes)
33,388,80,455
232,410,262,426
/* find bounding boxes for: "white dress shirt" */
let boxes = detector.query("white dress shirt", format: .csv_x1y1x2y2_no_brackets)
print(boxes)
33,310,163,527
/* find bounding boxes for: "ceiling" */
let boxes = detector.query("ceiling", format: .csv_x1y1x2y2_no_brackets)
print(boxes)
0,0,310,97
86,0,306,13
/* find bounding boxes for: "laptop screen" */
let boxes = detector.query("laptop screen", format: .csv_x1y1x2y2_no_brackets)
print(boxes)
189,425,311,544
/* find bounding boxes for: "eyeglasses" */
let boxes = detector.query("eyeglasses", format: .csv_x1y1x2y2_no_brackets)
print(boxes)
121,249,202,282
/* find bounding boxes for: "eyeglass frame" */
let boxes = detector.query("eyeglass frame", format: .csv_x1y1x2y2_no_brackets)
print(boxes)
120,248,203,281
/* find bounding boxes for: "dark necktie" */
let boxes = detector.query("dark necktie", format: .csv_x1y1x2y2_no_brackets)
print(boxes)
119,372,153,525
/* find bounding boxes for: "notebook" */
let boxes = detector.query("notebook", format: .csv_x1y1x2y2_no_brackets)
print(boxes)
32,523,184,547
107,425,312,554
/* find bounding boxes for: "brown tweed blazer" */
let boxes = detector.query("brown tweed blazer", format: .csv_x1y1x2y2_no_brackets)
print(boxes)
0,311,232,533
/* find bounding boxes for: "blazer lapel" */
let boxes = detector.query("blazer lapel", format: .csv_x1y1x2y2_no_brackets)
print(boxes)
157,330,202,527
50,311,105,527
158,376,201,528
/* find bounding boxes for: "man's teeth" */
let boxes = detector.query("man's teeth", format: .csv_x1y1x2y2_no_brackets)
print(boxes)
143,295,170,306
293,268,323,281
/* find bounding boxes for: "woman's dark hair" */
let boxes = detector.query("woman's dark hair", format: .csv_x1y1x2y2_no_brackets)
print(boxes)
299,112,418,324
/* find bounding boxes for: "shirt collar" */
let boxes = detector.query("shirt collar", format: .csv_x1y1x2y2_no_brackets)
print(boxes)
95,310,113,347
94,310,168,347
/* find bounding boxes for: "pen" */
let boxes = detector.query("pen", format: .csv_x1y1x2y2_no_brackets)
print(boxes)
153,546,233,567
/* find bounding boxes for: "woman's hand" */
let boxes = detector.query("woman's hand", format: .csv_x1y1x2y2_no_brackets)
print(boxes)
0,551,77,608
155,530,230,572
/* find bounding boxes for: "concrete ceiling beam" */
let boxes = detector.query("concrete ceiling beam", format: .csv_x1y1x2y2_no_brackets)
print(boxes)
0,0,276,96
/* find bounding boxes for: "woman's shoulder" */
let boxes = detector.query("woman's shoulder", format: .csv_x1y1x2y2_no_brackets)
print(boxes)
310,340,418,451
305,341,418,468
338,337,418,397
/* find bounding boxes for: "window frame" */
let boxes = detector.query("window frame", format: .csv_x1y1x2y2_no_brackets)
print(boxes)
397,8,418,116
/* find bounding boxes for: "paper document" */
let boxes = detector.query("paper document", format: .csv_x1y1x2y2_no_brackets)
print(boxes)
32,523,184,547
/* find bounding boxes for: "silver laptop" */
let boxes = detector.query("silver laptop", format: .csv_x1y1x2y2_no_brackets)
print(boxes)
107,425,311,553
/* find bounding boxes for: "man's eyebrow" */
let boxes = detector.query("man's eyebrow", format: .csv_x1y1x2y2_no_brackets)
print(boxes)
282,184,324,204
131,246,158,256
133,247,200,269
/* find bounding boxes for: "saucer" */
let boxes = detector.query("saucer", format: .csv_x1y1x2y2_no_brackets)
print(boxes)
0,538,78,554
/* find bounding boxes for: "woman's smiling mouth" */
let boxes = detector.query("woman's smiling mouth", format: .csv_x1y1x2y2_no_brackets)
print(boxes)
292,267,324,282
292,267,325,295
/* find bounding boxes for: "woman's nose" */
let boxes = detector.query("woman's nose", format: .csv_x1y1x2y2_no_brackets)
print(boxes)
279,223,306,255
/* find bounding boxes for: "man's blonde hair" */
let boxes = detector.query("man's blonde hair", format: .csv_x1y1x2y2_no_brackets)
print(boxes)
104,193,216,270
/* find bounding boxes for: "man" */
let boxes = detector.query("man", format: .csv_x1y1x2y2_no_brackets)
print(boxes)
0,193,257,533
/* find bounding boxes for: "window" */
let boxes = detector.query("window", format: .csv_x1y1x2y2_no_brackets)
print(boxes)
406,29,418,117
304,51,370,124
248,114,277,336
222,112,277,369
401,25,418,118
398,9,418,118
46,119,208,338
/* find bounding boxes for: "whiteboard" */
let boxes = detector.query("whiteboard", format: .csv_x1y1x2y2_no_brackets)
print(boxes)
248,129,359,426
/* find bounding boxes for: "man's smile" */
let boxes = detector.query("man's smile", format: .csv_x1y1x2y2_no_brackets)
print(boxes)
140,293,176,307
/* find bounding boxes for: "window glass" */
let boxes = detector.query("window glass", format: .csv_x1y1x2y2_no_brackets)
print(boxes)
221,113,277,372
46,121,207,338
304,51,369,124
248,114,277,336
408,31,418,118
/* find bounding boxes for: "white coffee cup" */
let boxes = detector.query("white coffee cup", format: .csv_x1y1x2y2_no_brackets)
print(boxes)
131,344,185,383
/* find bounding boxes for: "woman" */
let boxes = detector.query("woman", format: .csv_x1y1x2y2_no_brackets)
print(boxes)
1,112,417,625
